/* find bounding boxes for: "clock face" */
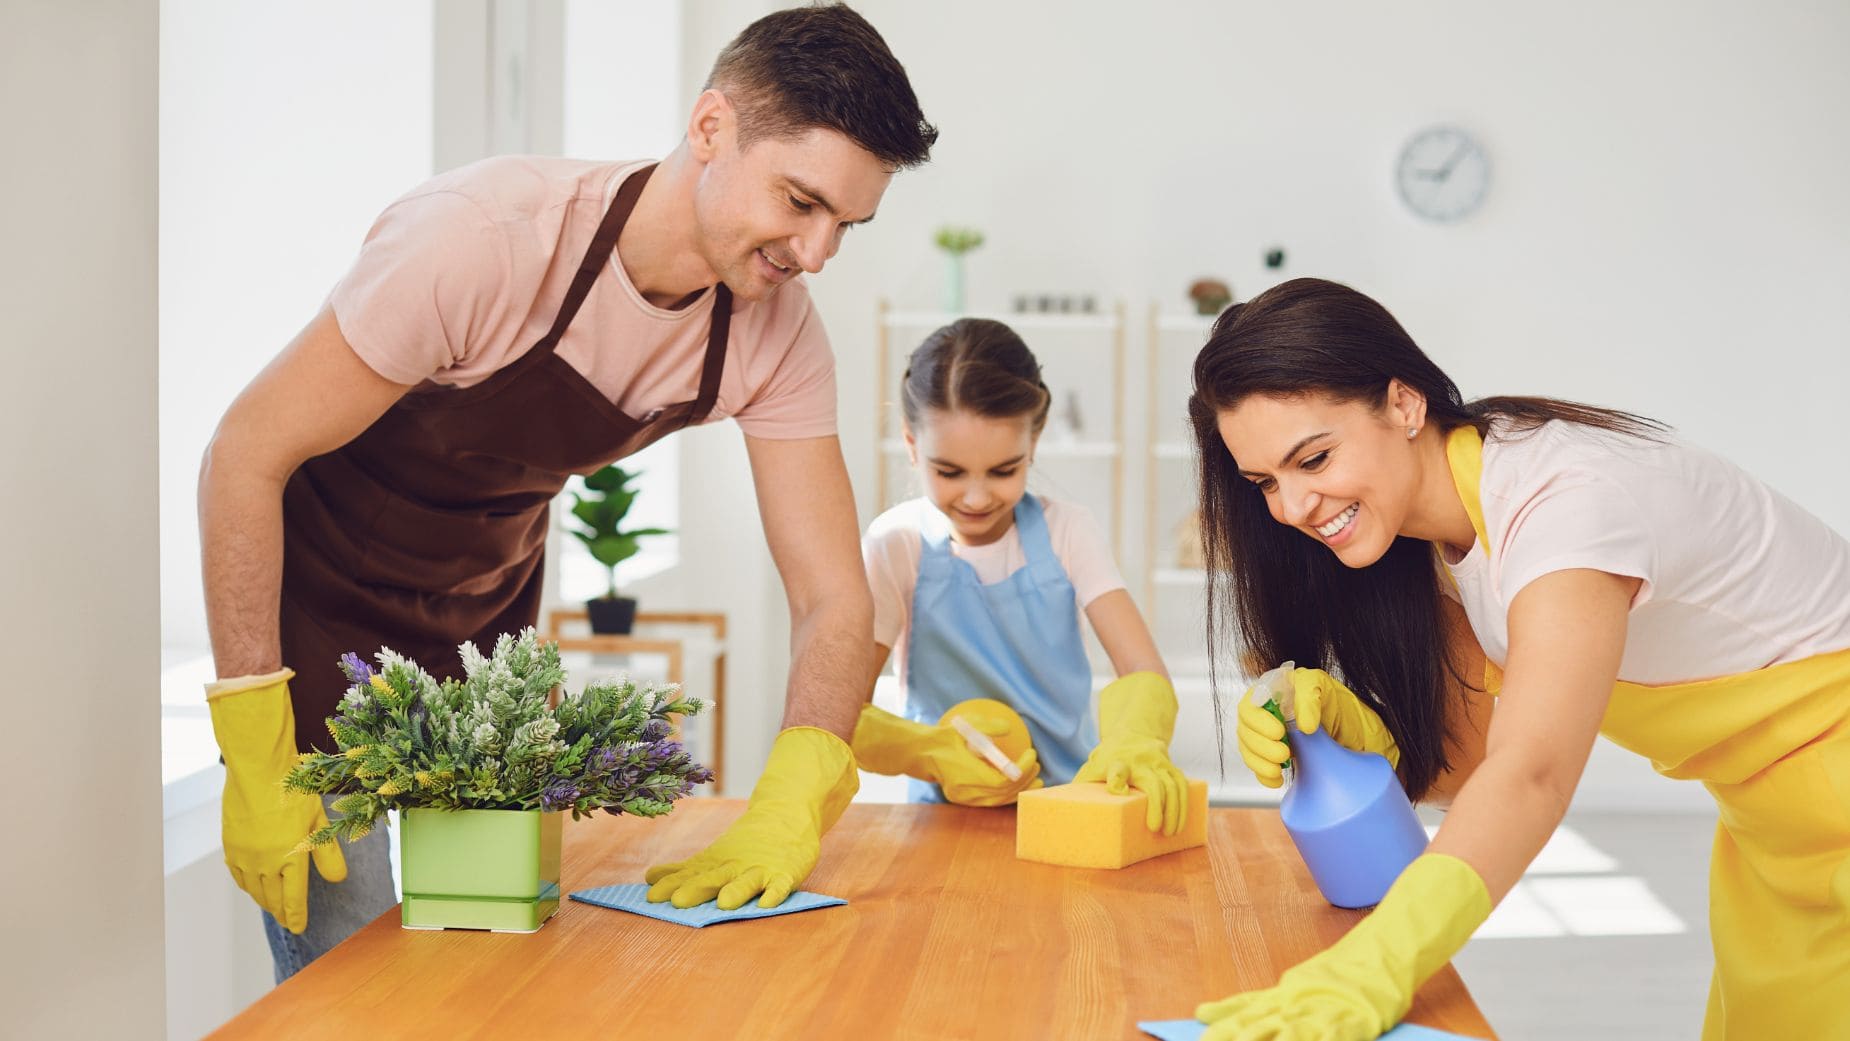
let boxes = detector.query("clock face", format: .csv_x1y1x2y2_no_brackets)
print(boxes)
1395,126,1490,223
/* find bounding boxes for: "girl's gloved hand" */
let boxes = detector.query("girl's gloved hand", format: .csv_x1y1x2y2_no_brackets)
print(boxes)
1074,671,1189,835
850,702,1042,807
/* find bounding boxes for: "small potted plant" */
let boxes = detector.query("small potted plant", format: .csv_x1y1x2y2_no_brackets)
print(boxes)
1187,278,1234,317
568,463,668,635
934,224,985,313
286,628,713,932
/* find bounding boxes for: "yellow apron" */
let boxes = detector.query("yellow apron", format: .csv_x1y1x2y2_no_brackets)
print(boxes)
1444,426,1850,1041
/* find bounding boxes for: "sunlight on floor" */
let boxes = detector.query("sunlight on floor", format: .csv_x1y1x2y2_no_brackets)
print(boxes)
1426,824,1686,939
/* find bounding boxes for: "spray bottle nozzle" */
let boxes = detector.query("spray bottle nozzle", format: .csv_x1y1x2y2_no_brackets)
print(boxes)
1250,661,1298,771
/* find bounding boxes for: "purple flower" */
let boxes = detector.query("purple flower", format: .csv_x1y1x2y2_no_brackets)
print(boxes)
540,781,580,811
338,652,374,685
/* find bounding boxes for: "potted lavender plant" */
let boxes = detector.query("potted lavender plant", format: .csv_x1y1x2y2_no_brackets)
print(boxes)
286,628,712,932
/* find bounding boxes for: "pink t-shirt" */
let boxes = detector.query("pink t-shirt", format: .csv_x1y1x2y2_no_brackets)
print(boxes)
328,156,836,440
1444,420,1850,684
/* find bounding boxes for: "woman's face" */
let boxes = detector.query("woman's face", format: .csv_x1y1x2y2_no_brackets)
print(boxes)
907,408,1036,546
1215,387,1424,568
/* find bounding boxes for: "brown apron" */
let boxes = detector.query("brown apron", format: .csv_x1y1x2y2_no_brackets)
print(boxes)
279,164,730,752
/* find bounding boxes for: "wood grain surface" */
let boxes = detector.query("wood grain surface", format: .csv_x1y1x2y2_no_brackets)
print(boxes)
209,800,1496,1041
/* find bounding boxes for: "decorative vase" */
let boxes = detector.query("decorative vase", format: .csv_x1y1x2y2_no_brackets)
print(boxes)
586,595,638,635
400,807,563,932
942,252,966,313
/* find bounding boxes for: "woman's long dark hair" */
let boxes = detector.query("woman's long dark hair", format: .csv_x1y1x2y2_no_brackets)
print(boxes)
1188,278,1664,799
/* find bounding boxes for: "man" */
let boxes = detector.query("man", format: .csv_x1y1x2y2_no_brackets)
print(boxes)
198,3,935,980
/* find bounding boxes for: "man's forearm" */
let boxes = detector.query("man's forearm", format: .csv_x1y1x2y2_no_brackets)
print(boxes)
199,441,288,679
779,592,874,740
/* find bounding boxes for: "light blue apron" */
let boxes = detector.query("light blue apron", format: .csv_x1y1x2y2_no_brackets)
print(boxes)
902,493,1096,802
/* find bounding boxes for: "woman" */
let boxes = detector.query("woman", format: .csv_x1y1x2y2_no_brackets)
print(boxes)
1190,278,1849,1040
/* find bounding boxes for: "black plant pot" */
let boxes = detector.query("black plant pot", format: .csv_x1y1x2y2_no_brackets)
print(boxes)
586,596,638,635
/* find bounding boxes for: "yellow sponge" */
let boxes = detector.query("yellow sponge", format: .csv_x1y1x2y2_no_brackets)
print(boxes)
1015,779,1208,869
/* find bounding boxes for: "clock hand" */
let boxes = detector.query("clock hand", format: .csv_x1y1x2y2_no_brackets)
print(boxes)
1434,138,1472,180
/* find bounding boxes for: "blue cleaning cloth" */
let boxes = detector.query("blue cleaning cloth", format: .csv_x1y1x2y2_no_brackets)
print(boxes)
1139,1020,1484,1041
568,883,846,928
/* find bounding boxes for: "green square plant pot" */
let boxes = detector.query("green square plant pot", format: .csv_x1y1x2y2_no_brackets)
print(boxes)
399,807,563,932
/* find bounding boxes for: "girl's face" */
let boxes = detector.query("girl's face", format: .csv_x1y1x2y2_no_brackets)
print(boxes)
1215,384,1426,569
906,408,1036,546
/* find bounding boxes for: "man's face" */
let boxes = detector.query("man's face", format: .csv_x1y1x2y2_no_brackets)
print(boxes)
691,124,893,302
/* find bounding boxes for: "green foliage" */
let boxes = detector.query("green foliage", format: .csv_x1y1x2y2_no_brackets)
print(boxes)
933,225,985,255
284,629,713,848
568,463,669,599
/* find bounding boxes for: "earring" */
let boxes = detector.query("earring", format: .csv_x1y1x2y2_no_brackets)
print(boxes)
1407,427,1418,439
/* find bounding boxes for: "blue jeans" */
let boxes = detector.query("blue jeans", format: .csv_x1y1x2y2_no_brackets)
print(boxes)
260,799,397,983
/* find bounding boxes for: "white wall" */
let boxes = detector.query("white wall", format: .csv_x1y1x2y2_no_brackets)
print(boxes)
0,1,167,1036
808,0,1850,531
158,4,434,1035
159,0,434,659
704,1,1850,809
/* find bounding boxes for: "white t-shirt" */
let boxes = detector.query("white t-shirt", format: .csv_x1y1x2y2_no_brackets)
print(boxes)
1444,420,1850,684
864,495,1126,691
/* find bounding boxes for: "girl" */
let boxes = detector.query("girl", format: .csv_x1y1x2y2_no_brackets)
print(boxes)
852,317,1190,835
1189,278,1849,1041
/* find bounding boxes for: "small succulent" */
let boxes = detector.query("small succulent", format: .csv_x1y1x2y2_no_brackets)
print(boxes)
933,225,985,255
1188,278,1234,316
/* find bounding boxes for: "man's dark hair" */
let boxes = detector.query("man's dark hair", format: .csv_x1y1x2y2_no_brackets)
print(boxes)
705,3,937,170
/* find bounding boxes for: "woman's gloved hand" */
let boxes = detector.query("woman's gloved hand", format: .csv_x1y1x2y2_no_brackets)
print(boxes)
1236,667,1399,789
1074,671,1189,835
1195,853,1491,1040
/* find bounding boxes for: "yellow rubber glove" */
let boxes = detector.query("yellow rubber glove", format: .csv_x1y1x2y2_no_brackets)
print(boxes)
1073,671,1189,835
850,702,1041,806
1236,667,1399,789
205,669,347,934
1196,853,1491,1040
645,726,860,910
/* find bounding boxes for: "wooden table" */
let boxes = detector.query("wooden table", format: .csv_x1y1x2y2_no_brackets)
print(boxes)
211,801,1497,1040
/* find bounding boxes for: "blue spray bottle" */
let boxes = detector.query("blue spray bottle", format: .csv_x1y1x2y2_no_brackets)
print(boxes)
1257,662,1429,909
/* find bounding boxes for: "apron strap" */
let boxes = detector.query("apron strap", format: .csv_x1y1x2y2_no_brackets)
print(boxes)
532,163,655,360
1012,494,1065,583
1444,424,1491,551
679,282,732,430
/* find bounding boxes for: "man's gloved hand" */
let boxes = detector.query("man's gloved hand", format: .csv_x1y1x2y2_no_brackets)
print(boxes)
1073,671,1189,835
645,726,860,910
1194,853,1491,1040
850,702,1041,807
1236,667,1399,789
206,669,348,934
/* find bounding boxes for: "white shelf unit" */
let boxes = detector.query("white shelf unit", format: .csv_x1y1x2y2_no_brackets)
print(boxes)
1153,567,1208,588
874,298,1129,562
1132,308,1221,613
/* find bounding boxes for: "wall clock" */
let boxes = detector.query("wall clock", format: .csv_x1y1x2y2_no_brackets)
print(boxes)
1395,125,1489,223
